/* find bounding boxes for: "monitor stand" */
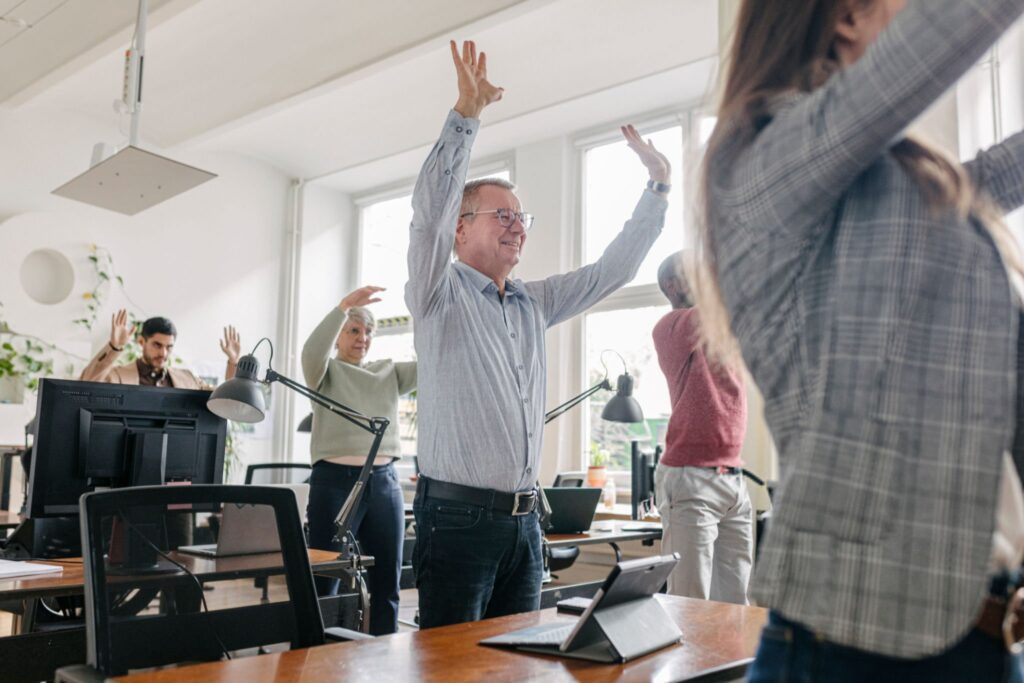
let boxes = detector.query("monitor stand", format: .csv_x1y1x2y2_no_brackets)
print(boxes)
106,431,181,575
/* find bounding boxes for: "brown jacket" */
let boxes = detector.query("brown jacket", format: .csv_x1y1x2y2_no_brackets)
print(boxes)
79,343,210,390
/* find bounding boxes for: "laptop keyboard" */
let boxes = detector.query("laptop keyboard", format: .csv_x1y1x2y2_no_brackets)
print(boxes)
528,624,574,645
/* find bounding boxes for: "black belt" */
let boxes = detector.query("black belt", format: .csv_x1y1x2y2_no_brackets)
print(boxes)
416,476,538,516
700,466,766,486
702,466,742,475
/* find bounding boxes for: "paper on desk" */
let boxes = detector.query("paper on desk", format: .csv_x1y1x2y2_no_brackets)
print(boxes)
0,559,63,578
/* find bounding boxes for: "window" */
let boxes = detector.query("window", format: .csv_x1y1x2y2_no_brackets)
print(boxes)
358,168,512,320
582,125,684,288
579,116,700,479
584,305,671,472
356,165,511,458
368,331,417,457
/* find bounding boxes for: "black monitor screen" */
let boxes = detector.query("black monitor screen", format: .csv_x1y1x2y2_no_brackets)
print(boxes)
28,379,226,517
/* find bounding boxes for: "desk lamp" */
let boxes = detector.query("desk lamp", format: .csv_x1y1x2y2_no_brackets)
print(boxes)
207,339,388,561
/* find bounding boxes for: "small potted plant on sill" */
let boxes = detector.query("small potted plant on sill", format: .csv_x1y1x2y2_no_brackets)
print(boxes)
587,446,609,488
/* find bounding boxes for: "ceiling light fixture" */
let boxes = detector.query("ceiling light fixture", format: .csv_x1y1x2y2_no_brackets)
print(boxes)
52,0,215,215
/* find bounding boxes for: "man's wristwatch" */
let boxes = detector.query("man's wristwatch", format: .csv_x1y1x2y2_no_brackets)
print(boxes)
646,179,671,195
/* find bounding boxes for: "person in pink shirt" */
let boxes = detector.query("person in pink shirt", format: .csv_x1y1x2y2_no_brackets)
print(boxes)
652,252,751,604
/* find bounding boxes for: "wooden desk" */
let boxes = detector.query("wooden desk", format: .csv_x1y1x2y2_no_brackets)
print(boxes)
111,594,767,683
0,549,368,683
0,548,356,603
546,519,661,551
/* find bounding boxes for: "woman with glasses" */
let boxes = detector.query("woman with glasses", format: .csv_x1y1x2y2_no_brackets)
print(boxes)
694,0,1024,680
302,285,416,635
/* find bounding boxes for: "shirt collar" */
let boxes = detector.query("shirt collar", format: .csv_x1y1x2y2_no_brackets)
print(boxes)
136,357,167,381
453,261,524,298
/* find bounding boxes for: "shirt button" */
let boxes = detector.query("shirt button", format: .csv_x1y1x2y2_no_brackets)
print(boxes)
526,467,532,474
466,129,473,134
523,398,529,404
444,169,451,175
510,332,516,339
456,126,463,133
517,364,524,370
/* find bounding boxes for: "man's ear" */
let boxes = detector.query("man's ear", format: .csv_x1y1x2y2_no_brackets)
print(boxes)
136,335,145,347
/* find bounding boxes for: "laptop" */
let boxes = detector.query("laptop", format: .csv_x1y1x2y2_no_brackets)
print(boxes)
543,487,602,534
481,554,682,663
178,484,308,558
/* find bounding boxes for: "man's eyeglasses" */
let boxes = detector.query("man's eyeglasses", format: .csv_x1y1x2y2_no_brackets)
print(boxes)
460,208,535,231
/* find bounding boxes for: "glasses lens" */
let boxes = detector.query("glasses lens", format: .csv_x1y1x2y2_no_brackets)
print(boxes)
495,208,513,228
495,209,535,231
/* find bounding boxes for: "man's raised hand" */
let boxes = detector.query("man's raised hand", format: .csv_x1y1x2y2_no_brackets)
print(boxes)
109,309,133,350
621,124,671,185
451,40,503,119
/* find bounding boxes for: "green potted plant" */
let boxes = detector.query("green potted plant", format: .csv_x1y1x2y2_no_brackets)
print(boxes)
587,443,609,488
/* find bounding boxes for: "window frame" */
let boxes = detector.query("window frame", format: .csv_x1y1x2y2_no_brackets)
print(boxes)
574,108,707,492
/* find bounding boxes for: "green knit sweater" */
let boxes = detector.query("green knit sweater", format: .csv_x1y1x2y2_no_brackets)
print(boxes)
300,307,416,463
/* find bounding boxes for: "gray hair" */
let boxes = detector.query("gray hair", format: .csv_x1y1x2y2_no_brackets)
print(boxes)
344,306,376,333
460,177,518,215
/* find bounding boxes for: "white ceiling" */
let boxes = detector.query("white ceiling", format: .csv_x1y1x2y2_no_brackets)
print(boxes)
2,0,720,201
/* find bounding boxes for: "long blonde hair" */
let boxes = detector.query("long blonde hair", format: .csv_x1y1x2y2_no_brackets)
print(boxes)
692,0,1024,367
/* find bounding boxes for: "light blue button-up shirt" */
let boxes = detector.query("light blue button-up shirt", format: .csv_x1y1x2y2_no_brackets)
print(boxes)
406,110,667,493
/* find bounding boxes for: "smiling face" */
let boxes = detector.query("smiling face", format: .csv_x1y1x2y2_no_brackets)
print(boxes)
335,317,373,364
455,184,528,285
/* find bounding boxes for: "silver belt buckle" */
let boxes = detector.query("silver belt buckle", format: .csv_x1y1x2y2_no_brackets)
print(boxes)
512,490,535,516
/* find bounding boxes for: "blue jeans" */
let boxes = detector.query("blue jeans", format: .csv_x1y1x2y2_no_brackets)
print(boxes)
307,461,404,636
747,611,1014,682
413,492,543,629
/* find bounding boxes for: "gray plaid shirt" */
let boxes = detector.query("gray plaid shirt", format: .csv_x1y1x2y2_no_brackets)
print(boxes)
406,110,666,493
709,0,1024,658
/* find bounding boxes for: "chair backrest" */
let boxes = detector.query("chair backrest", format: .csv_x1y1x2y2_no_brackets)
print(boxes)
79,484,325,676
553,471,586,488
244,462,313,485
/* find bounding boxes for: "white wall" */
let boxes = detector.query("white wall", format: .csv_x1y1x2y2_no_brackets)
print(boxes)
286,182,357,464
0,137,292,479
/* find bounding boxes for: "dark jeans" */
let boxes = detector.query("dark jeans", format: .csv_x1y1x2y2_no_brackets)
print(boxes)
307,461,404,636
747,611,1015,682
413,492,543,629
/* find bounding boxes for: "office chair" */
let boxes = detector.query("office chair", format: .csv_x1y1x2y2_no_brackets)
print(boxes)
552,471,586,488
244,462,313,485
55,484,368,681
544,472,588,576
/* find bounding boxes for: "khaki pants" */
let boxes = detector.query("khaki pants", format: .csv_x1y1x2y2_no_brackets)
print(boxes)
654,464,753,605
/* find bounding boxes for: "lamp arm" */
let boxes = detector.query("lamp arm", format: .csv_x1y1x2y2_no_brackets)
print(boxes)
331,426,388,558
544,379,613,425
265,369,384,434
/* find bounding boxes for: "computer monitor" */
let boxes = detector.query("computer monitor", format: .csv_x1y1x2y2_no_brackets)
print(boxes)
27,379,226,518
630,442,661,520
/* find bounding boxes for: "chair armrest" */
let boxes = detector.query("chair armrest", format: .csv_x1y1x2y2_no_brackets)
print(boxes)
324,626,375,642
54,664,107,683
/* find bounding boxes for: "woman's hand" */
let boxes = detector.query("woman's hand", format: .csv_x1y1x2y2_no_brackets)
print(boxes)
339,286,385,312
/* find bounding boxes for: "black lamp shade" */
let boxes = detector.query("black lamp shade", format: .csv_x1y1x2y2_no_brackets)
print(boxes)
601,373,644,423
207,354,267,423
297,413,313,432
